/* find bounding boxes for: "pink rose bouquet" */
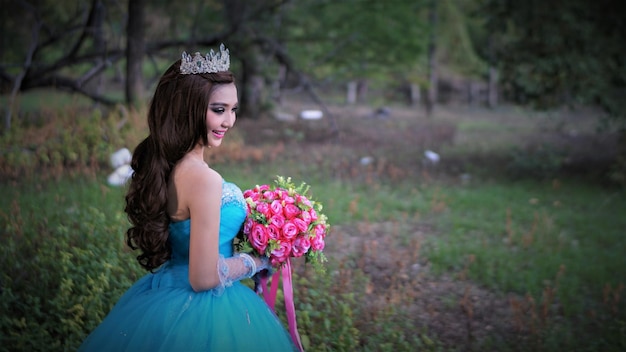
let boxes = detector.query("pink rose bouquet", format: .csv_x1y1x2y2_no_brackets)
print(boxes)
238,175,329,271
236,176,329,351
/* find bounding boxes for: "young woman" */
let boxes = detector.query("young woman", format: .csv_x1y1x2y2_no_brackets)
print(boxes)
80,46,296,351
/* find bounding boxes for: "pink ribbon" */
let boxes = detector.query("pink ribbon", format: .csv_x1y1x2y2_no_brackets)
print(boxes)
260,258,304,351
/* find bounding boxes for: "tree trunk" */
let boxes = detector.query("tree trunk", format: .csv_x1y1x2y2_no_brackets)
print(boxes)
126,0,145,108
272,64,286,104
237,44,264,119
4,12,40,133
91,0,105,107
467,81,481,106
487,33,498,108
488,66,498,108
426,0,438,117
346,81,357,105
409,83,421,106
613,128,626,187
357,79,368,103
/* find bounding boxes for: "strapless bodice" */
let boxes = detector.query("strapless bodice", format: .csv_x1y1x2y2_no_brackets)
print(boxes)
167,181,247,264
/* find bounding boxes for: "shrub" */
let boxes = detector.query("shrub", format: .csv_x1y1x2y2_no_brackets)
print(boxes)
0,106,145,180
507,143,565,179
0,186,143,351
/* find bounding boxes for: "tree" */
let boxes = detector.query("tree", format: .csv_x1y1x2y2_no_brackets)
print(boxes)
1,0,126,131
1,0,485,125
482,0,625,115
126,0,144,107
482,0,626,182
425,0,438,116
0,0,288,123
281,0,428,96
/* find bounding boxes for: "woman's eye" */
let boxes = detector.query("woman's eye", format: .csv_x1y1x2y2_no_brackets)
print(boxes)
211,107,225,114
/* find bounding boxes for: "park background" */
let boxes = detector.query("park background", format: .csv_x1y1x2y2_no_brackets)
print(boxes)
1,0,625,351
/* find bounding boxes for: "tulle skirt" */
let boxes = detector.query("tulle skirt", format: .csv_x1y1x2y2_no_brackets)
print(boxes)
79,264,296,352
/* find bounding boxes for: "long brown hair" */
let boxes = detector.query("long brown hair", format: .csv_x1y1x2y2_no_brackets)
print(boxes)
125,59,235,271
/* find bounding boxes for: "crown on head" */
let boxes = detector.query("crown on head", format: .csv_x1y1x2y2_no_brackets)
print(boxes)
180,43,230,74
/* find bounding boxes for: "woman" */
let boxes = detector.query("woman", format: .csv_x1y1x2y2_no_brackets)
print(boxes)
80,45,296,351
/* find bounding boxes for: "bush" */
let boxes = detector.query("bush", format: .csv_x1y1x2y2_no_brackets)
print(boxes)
507,143,565,179
292,267,361,351
0,183,143,351
0,106,145,180
288,262,441,352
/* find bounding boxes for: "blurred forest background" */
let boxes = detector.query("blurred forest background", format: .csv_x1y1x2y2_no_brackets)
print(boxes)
1,0,625,351
2,0,625,128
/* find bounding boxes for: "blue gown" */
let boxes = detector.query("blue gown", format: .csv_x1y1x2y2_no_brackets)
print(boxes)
80,181,296,351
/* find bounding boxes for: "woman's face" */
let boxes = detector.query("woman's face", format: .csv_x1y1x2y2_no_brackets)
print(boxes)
206,83,238,148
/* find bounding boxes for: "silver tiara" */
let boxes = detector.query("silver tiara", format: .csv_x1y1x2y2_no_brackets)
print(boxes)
180,43,230,74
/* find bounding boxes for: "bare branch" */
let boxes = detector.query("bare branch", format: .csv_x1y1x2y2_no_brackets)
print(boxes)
76,55,119,88
253,35,339,140
4,7,40,132
65,0,101,60
29,74,117,106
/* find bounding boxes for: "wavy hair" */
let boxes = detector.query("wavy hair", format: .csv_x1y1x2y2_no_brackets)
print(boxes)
125,59,235,271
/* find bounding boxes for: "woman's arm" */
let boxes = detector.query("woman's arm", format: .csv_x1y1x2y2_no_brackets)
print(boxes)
186,165,223,291
182,164,269,292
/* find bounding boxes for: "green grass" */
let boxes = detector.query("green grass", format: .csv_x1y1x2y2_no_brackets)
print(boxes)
425,179,626,349
427,179,626,303
5,169,624,350
2,100,625,351
1,174,127,221
1,175,144,350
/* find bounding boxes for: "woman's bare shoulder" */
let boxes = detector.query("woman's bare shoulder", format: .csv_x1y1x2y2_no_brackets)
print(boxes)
170,158,222,214
175,157,221,183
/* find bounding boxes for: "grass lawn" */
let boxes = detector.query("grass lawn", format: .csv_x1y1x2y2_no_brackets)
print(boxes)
1,91,624,350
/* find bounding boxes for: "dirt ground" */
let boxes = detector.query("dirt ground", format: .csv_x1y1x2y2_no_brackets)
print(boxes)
325,222,522,350
238,97,618,184
235,99,618,350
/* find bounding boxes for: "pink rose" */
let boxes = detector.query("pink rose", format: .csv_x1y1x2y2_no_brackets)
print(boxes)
255,202,271,218
266,224,280,240
281,222,298,240
311,233,325,251
250,223,269,252
283,203,300,219
270,200,283,216
314,224,326,238
270,241,292,265
297,195,312,208
257,184,270,192
282,195,295,204
243,218,254,234
299,210,311,225
292,217,308,233
270,214,285,229
292,236,311,257
244,192,261,204
308,208,318,222
263,190,277,201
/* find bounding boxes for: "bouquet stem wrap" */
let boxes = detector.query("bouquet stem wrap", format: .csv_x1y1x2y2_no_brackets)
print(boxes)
260,258,303,352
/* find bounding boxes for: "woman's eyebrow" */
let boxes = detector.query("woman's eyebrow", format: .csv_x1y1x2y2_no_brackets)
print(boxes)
209,102,238,107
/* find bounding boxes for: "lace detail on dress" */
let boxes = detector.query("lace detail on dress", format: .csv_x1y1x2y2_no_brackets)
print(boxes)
214,253,257,296
221,181,246,212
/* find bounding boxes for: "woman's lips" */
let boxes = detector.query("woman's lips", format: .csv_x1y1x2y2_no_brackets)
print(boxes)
212,130,226,138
